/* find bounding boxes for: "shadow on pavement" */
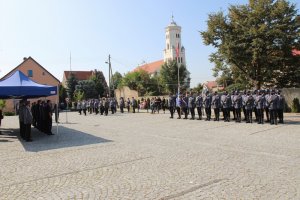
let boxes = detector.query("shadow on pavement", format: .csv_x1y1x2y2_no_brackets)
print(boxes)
11,125,112,152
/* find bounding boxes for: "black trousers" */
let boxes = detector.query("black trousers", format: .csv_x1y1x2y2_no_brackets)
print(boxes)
196,107,202,120
25,123,32,141
182,107,188,119
83,109,87,116
190,108,195,119
132,106,136,113
277,109,284,123
169,107,175,118
223,108,230,122
257,108,264,124
205,107,211,120
270,109,278,124
232,107,236,120
235,108,241,122
214,108,220,121
127,106,130,112
246,109,253,123
120,106,124,113
176,107,181,118
20,121,25,139
105,107,109,116
79,109,82,115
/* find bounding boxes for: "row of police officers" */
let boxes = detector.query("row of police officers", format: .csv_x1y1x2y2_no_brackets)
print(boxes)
168,89,285,125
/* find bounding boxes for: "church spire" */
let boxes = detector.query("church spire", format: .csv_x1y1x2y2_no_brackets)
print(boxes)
170,14,177,26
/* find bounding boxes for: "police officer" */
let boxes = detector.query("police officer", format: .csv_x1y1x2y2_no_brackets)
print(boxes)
242,90,247,121
268,90,278,125
131,97,137,113
264,89,271,122
176,95,182,119
203,91,212,121
212,91,221,121
233,91,243,123
182,94,189,119
119,97,125,113
195,93,203,120
188,93,196,120
245,91,254,123
82,100,87,116
222,91,231,122
255,90,265,124
231,91,236,120
168,93,176,119
277,90,285,123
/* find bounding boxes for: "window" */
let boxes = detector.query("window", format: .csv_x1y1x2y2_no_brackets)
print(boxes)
178,34,180,38
28,70,33,77
42,72,45,75
167,44,169,49
181,57,183,63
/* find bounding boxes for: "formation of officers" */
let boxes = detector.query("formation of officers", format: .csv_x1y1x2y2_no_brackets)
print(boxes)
18,99,54,142
168,89,285,125
76,97,139,116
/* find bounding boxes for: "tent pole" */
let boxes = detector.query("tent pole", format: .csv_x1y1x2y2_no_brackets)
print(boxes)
56,84,59,138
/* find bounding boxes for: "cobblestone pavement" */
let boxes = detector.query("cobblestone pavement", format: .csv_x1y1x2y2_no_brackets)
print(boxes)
0,111,299,200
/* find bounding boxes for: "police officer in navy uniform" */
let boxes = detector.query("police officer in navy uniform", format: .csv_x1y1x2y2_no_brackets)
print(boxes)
195,93,203,120
188,93,196,120
176,95,182,119
264,89,270,122
245,91,254,123
182,94,189,119
277,90,285,123
268,90,278,125
233,91,243,123
222,91,231,122
212,91,221,121
255,90,265,124
203,91,212,121
168,93,176,119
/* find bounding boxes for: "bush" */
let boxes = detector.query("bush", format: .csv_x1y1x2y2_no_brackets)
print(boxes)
0,100,6,109
291,98,300,113
3,112,15,116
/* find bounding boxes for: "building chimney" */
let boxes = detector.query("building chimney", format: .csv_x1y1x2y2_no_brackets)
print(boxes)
23,57,27,61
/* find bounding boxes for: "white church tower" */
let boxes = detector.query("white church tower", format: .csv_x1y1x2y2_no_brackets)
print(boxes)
163,16,190,88
164,16,186,65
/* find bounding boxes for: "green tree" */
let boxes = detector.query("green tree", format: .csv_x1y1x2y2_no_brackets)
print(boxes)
75,80,98,99
89,70,109,97
201,0,300,89
59,85,67,104
111,71,123,89
160,60,188,93
73,90,85,101
191,83,203,93
66,72,78,101
121,70,152,96
0,99,6,109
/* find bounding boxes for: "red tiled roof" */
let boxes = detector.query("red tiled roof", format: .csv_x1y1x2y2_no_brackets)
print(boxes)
64,71,93,80
205,81,217,89
292,49,300,56
134,60,164,74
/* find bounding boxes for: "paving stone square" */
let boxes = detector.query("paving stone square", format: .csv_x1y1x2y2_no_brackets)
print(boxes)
0,111,299,199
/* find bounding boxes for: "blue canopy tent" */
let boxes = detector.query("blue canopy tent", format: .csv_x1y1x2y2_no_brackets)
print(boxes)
0,70,59,137
0,70,57,99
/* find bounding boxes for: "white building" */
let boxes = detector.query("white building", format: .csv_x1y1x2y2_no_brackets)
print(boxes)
164,16,186,66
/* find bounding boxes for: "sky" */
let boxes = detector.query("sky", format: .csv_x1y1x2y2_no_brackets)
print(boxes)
0,0,299,87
